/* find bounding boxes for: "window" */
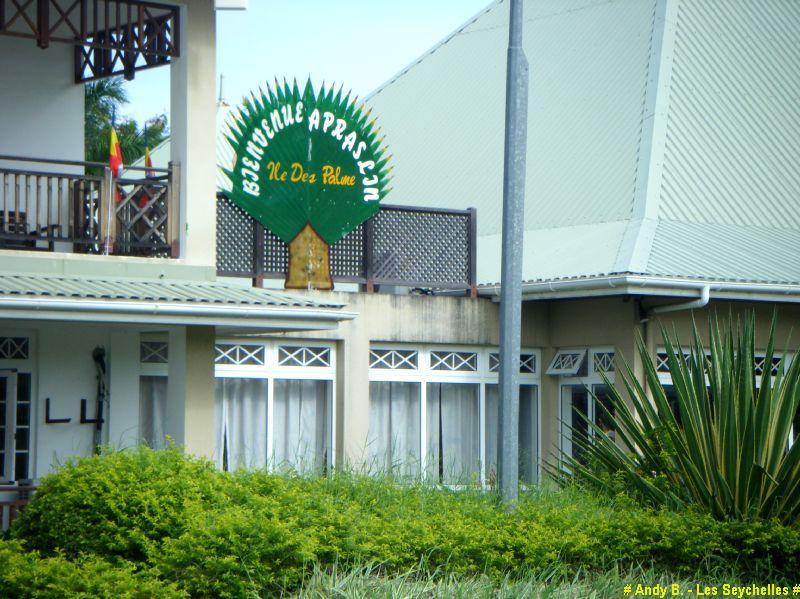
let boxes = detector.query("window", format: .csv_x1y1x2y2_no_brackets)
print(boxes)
368,345,540,486
214,340,335,473
216,343,266,366
557,348,616,464
485,384,539,484
370,349,418,370
139,338,168,450
278,346,331,368
367,381,420,476
140,341,168,364
547,349,587,376
0,338,29,360
215,378,268,471
426,383,480,484
139,376,167,449
1,371,32,482
430,351,478,372
273,379,331,474
656,348,788,431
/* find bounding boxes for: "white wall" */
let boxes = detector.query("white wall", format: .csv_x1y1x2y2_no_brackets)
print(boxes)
0,321,164,480
0,37,84,167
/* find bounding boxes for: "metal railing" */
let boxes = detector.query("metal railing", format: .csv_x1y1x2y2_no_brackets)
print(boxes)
0,155,179,257
0,484,36,531
217,193,477,293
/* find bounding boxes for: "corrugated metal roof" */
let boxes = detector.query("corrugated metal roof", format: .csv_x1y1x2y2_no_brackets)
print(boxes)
366,0,657,285
0,273,345,308
647,219,800,285
659,0,800,233
365,0,800,289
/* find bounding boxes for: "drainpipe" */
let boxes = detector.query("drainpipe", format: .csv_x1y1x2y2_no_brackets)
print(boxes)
641,284,710,323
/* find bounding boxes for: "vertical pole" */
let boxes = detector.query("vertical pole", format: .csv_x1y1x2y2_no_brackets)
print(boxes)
498,0,529,506
363,216,375,292
467,206,478,297
168,161,180,257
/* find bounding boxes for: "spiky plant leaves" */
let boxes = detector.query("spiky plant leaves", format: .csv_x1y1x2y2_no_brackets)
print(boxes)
221,79,391,245
548,313,800,525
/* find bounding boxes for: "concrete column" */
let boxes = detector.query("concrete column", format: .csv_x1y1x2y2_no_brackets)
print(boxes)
335,324,371,468
170,0,217,266
166,326,216,459
538,347,560,466
107,330,140,450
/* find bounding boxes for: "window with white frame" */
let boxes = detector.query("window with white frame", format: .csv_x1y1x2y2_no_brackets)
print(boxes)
556,347,616,464
0,335,34,483
139,338,168,449
367,345,541,486
214,340,335,474
656,348,799,444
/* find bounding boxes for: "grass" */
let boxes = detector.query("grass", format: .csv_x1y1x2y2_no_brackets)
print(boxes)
294,563,744,598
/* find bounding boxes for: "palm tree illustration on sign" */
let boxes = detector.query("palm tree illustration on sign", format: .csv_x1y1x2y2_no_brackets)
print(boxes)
221,80,391,289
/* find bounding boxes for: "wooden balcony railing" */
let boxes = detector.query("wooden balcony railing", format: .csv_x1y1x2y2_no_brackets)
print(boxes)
0,484,36,531
0,155,179,257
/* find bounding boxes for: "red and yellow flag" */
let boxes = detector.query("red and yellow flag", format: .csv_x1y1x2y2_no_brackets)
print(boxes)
109,128,124,203
109,128,124,176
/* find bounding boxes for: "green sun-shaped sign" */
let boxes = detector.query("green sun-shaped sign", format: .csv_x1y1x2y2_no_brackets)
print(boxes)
221,80,391,253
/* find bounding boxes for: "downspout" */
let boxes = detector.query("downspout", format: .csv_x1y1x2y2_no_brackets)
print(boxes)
640,284,710,323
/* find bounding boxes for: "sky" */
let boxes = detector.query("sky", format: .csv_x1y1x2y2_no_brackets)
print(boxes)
124,0,491,126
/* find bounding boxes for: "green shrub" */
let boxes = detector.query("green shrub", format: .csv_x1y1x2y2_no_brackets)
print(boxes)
157,502,316,597
11,445,226,561
0,540,184,598
552,313,800,525
9,448,800,596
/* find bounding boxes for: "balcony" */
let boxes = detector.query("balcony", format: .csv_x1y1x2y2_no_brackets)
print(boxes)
217,194,478,294
0,155,178,257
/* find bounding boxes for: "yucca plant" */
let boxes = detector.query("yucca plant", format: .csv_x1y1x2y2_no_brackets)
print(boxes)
550,313,800,525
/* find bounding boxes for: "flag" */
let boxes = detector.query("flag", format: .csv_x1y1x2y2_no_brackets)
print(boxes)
109,128,124,202
109,128,124,176
139,146,155,209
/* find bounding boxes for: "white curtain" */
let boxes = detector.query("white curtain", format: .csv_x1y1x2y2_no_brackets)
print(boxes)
215,378,268,471
426,383,479,484
139,376,167,449
485,384,539,484
273,379,329,473
367,382,421,477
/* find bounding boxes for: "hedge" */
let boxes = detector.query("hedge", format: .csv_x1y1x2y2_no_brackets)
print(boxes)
6,447,799,597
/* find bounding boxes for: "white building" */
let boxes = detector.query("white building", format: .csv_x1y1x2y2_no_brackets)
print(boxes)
2,0,800,520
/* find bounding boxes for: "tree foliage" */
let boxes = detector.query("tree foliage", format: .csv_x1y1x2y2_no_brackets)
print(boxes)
84,77,168,168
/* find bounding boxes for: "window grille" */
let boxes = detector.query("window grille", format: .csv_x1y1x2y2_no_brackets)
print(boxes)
370,349,418,370
140,341,168,364
430,351,477,372
278,346,331,368
754,355,782,376
546,349,587,376
489,352,537,374
215,343,266,366
592,352,615,373
0,338,28,360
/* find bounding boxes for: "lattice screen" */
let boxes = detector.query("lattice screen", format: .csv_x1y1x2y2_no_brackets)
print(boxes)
370,208,470,286
216,195,474,289
217,195,255,275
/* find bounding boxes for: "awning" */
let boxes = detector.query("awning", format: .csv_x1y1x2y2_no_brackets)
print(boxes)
0,273,355,332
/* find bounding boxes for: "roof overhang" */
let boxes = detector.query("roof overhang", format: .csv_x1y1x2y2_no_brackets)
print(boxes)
480,274,800,304
0,295,356,334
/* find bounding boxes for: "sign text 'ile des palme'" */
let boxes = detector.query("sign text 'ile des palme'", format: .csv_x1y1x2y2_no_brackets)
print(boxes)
222,80,392,289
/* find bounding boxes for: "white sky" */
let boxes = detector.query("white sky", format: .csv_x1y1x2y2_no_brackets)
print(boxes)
124,0,491,126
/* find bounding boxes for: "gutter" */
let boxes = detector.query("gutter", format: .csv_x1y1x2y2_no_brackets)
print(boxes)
0,296,356,331
643,284,710,320
481,275,800,304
